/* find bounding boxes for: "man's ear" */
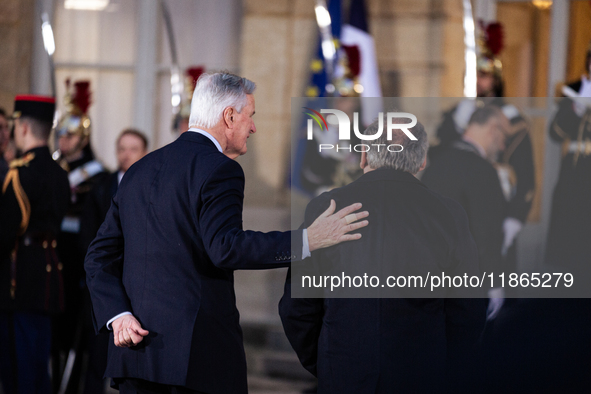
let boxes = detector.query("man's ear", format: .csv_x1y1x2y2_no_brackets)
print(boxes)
419,156,427,172
360,150,367,170
20,120,30,138
223,107,235,129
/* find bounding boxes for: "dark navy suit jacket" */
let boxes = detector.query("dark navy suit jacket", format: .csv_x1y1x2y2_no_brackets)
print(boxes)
85,132,303,393
279,169,486,393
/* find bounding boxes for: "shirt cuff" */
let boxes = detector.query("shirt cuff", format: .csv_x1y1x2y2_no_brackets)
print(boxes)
107,311,132,330
302,228,311,259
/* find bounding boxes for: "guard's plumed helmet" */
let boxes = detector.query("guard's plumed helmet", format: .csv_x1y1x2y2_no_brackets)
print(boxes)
55,79,92,140
477,21,504,77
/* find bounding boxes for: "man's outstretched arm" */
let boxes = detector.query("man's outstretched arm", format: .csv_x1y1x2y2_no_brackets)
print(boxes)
199,159,368,270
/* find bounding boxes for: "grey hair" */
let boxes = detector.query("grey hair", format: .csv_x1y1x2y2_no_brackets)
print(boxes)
188,71,256,130
364,113,428,174
467,104,504,127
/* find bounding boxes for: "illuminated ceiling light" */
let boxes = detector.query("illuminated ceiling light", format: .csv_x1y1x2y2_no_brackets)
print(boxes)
532,0,552,10
64,0,110,11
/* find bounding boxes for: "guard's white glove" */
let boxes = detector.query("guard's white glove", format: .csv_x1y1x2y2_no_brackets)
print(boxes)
501,217,523,257
487,288,505,320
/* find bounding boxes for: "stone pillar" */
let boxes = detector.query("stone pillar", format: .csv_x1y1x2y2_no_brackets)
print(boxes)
30,0,55,96
133,0,158,144
0,0,35,110
369,0,445,98
238,0,317,206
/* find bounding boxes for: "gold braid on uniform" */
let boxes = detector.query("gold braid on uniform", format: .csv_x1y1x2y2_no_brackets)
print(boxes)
551,120,571,158
552,122,569,141
2,152,35,235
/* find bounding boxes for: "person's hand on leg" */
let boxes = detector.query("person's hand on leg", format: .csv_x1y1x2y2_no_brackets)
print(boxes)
112,314,149,347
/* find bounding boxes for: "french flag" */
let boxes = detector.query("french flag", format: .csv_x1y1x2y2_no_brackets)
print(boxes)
340,0,382,125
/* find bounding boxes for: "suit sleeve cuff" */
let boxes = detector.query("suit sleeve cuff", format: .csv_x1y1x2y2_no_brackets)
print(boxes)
107,311,132,330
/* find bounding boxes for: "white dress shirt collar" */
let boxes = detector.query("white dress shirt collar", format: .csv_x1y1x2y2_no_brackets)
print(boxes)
187,128,223,153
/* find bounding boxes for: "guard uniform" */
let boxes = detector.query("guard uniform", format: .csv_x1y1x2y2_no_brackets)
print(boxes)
433,98,535,224
51,80,108,393
433,21,535,275
545,81,591,267
0,95,70,394
432,98,535,273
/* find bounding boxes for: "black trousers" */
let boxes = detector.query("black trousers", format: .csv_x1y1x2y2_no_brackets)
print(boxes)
0,311,52,394
118,378,206,394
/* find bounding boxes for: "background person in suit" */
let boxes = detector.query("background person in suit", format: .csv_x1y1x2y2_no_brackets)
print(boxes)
545,44,591,269
423,105,508,318
0,95,71,394
431,22,535,279
84,72,368,394
422,106,507,279
279,113,487,393
81,128,149,253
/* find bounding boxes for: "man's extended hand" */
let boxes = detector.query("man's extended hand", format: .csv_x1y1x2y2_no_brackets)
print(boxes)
111,314,149,348
307,200,369,252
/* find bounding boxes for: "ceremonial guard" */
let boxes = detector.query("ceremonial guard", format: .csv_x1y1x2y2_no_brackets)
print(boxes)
432,21,535,272
0,95,70,394
545,43,591,268
52,80,108,392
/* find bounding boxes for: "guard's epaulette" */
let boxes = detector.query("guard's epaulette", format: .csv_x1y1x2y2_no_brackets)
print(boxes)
2,152,35,235
8,152,35,169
